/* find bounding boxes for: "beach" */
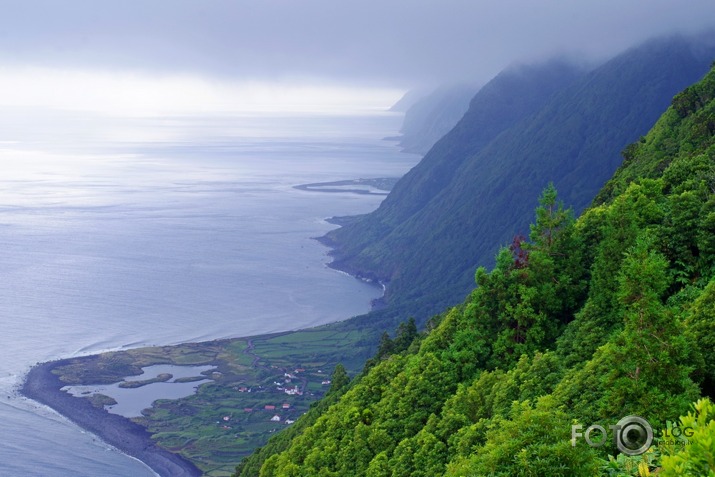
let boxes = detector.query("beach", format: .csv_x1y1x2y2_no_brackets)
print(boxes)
0,112,418,475
21,359,203,477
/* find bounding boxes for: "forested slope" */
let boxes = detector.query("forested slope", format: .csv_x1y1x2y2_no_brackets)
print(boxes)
325,34,715,326
238,60,715,477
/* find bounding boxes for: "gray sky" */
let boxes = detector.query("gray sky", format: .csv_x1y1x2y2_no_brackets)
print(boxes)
1,1,715,112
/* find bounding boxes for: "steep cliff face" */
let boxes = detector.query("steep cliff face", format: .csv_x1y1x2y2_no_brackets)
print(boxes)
395,83,480,155
323,59,586,280
325,34,715,323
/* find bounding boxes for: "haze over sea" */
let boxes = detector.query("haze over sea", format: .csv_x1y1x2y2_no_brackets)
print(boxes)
0,110,418,476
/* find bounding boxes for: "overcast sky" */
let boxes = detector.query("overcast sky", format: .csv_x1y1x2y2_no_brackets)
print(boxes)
2,0,715,113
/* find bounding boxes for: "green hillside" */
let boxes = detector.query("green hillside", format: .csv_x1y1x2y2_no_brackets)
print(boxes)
325,34,715,329
237,63,715,477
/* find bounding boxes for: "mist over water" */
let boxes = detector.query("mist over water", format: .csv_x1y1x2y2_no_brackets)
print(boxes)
0,111,418,476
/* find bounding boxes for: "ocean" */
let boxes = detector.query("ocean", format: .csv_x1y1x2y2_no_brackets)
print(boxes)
0,110,418,476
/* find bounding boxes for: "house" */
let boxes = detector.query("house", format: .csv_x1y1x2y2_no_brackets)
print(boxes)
270,415,281,422
264,405,276,411
282,403,290,409
285,419,295,424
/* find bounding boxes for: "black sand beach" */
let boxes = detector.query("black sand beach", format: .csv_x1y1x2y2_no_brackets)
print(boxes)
21,360,203,477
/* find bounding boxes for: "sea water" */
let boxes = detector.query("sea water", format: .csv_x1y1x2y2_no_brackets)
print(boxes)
0,110,419,476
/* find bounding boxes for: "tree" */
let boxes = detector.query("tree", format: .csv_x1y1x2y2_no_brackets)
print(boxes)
444,397,600,477
660,398,715,476
686,279,715,398
601,234,698,424
366,451,391,477
328,364,349,395
529,182,572,251
376,332,394,359
393,318,417,352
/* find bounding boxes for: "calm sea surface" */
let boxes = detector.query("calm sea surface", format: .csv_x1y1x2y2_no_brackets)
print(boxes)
0,111,418,476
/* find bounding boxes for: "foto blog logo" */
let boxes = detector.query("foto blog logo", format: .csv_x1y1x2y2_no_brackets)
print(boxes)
571,415,654,456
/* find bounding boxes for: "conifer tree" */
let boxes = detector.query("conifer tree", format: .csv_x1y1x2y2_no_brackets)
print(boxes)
328,364,349,395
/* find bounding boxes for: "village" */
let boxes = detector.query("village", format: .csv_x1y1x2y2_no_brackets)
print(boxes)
52,326,371,475
208,364,333,434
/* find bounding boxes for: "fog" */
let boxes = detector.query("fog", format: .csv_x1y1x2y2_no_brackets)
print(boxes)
1,1,715,112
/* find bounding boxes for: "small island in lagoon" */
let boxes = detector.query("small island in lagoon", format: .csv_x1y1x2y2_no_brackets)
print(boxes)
22,324,377,477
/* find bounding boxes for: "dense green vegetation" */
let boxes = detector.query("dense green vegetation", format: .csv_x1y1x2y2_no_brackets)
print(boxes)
52,324,380,476
236,63,715,476
325,34,715,333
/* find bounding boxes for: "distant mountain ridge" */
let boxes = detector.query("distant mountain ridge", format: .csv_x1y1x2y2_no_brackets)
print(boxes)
324,33,715,326
395,84,481,154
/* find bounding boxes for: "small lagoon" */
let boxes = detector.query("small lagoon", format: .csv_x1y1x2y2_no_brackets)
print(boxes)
63,364,216,417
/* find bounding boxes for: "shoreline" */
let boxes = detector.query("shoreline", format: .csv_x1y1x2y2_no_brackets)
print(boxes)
316,219,390,310
293,177,398,196
18,179,393,476
20,359,202,477
17,251,383,477
18,324,376,476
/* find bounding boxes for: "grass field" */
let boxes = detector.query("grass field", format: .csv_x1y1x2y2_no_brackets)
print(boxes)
52,322,379,476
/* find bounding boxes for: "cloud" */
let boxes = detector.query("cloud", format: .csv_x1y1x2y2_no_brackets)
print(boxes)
0,66,403,115
1,1,714,89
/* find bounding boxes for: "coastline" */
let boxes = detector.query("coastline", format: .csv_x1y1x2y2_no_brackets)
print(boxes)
20,359,202,477
293,177,398,196
18,178,396,476
303,177,392,307
18,324,380,475
315,218,389,309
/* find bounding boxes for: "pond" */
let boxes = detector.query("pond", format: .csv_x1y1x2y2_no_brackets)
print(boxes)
62,364,216,417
